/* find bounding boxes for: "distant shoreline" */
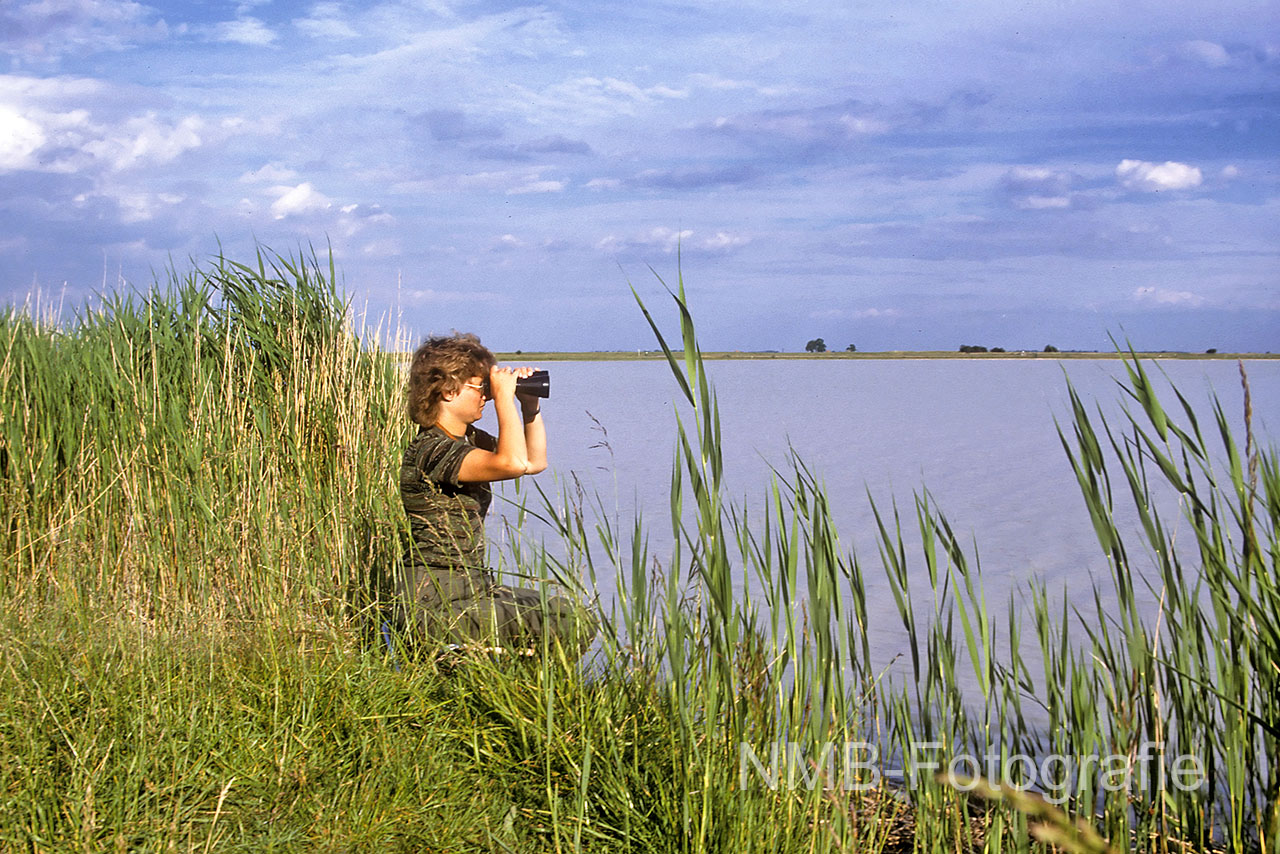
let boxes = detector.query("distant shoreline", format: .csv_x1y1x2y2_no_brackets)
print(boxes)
489,350,1278,361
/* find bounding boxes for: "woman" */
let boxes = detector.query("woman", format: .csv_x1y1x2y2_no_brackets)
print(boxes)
394,332,594,654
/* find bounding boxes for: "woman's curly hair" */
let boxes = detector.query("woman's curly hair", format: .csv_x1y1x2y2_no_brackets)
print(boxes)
405,333,497,427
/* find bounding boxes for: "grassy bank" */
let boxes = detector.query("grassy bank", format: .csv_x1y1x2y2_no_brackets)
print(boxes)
2,249,1275,852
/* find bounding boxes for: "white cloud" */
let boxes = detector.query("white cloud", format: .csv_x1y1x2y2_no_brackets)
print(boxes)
1116,159,1202,192
0,105,46,170
0,90,207,173
1006,166,1059,184
82,113,204,170
595,227,749,255
270,182,332,218
595,227,694,254
645,227,693,252
699,231,749,251
507,178,564,194
1002,165,1075,210
334,202,393,237
211,17,277,46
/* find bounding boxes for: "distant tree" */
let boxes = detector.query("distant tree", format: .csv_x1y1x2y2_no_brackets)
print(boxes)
805,338,827,353
1044,344,1059,353
991,347,1006,353
959,344,989,353
846,344,857,352
1206,348,1218,354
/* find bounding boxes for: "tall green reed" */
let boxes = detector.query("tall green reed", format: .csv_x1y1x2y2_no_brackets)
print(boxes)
511,270,1276,851
0,244,405,625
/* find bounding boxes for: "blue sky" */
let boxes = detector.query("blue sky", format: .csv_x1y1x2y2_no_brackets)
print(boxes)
2,0,1277,352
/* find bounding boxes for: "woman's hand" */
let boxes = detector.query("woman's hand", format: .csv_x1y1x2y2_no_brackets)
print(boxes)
487,365,519,400
510,365,542,412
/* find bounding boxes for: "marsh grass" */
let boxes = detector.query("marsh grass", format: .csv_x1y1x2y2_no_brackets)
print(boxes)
1,249,1275,852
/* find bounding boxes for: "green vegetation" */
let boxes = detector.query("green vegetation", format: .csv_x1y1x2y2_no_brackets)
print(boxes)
2,248,1276,851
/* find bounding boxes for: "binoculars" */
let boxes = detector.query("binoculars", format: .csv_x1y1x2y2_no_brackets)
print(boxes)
482,369,551,399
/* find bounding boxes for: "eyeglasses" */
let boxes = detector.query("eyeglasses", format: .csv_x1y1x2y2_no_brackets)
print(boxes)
463,382,487,397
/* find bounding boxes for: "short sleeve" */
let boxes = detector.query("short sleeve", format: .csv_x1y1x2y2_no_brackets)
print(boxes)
415,429,476,488
469,426,497,453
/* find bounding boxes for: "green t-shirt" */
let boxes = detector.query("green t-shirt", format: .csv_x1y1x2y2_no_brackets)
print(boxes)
400,424,496,574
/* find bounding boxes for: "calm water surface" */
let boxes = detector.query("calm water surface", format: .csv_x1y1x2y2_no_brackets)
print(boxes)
485,358,1279,670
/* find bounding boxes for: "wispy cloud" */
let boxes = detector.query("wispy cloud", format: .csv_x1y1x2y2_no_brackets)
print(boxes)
705,99,900,154
506,177,564,195
208,17,277,46
512,75,688,121
595,227,749,256
473,135,593,161
1,0,168,62
629,164,760,190
292,3,360,40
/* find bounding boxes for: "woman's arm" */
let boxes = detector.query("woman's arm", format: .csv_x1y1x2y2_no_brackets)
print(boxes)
518,372,546,474
457,365,545,482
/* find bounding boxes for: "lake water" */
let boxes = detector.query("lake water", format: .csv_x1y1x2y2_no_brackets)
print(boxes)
484,357,1279,673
